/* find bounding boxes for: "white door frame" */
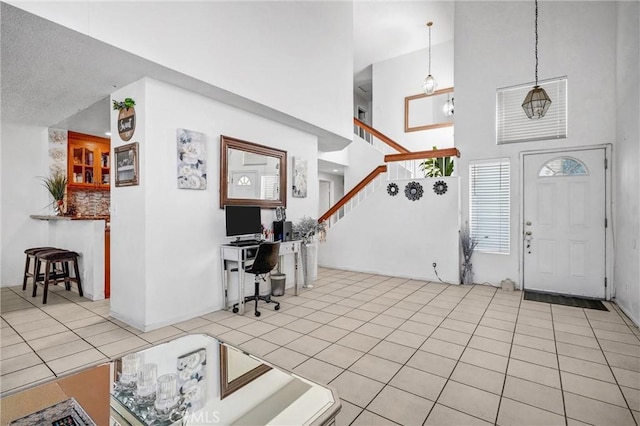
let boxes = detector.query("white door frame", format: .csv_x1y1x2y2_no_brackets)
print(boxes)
519,144,613,299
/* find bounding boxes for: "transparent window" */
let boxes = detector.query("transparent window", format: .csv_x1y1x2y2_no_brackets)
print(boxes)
539,157,588,177
237,175,252,186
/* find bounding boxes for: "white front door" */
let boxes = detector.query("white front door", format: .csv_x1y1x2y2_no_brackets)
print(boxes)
229,171,259,199
523,148,606,299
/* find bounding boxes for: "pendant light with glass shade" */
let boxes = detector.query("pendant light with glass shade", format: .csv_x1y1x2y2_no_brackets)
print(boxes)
522,0,552,119
422,22,437,95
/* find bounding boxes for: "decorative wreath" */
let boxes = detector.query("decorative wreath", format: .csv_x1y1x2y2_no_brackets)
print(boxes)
433,180,448,195
404,181,424,201
387,183,399,197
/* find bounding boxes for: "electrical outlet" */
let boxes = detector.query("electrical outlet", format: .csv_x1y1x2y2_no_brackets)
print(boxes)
432,262,437,268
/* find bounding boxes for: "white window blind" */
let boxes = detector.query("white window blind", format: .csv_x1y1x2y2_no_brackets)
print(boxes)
260,175,278,200
497,76,567,144
469,159,510,254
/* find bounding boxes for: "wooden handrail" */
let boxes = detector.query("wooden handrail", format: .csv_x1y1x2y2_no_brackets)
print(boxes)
319,165,387,223
354,118,410,154
384,148,460,163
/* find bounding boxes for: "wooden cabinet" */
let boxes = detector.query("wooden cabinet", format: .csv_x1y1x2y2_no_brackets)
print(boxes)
68,131,111,189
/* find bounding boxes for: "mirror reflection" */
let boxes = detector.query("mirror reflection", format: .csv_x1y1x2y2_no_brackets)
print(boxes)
219,343,271,399
220,135,287,209
227,148,281,200
404,87,454,132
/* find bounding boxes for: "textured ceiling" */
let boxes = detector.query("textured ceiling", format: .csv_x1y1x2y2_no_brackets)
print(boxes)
1,2,453,148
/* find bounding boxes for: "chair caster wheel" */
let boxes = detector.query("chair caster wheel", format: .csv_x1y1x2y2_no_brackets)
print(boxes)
274,305,280,311
255,311,261,317
232,307,238,313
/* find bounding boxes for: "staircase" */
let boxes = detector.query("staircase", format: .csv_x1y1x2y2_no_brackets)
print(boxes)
319,118,460,226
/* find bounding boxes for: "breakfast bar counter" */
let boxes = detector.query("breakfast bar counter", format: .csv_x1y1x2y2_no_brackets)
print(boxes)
30,215,109,301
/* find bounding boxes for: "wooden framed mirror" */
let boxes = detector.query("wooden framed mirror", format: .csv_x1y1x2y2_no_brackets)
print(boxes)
219,343,271,399
404,87,454,133
220,135,287,209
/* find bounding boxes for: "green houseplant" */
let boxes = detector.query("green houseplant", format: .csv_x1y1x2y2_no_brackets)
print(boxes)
40,172,67,215
419,146,454,177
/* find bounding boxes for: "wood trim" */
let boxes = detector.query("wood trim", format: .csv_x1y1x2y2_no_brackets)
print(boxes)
68,131,110,146
404,87,454,133
220,135,287,209
384,148,460,163
353,118,410,153
319,165,387,223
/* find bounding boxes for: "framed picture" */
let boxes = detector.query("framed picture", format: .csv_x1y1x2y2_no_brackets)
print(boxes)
177,129,207,189
114,142,139,187
292,157,308,198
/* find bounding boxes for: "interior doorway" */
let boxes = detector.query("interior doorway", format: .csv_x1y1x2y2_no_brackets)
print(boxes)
319,180,332,218
522,148,607,299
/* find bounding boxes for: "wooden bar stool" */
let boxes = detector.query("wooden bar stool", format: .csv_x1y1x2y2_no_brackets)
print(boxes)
33,250,83,304
22,247,58,290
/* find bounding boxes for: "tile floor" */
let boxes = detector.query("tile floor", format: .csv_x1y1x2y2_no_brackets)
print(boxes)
2,268,640,425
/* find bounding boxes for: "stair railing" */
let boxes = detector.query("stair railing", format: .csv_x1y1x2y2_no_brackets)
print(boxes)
353,118,410,155
319,165,387,226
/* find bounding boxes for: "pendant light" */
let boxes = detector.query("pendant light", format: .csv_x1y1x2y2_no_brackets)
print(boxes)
522,0,552,119
422,22,437,95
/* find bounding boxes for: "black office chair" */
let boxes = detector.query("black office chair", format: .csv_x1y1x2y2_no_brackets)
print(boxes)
233,241,281,317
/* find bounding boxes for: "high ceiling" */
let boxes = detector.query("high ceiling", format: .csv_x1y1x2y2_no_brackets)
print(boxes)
354,1,455,98
1,2,455,143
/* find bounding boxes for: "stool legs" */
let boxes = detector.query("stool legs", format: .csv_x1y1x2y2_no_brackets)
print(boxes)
22,255,31,290
32,254,83,304
73,258,83,297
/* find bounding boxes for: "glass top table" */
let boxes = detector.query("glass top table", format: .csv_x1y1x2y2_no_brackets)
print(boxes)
109,334,340,426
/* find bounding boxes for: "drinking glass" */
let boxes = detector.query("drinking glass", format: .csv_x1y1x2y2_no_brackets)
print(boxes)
155,373,182,421
135,363,158,407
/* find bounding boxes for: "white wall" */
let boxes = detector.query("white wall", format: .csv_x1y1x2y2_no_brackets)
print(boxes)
372,41,455,152
454,1,618,286
0,123,49,286
10,1,353,143
343,135,386,192
319,177,460,283
613,1,640,324
109,80,148,328
110,78,319,331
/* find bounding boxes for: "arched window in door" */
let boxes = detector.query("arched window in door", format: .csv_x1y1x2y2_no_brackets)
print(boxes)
538,157,588,177
237,175,252,185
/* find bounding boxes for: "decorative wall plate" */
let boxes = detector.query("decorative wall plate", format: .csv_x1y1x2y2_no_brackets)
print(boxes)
404,181,424,201
387,182,399,196
433,180,448,195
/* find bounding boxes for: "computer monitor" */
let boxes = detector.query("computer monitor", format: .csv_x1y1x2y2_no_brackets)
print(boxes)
225,205,262,238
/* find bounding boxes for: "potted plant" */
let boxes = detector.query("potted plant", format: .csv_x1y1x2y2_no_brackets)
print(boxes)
420,146,454,177
40,172,68,215
292,217,327,288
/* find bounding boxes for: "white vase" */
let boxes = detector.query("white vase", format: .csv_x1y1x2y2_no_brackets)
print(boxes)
301,240,318,287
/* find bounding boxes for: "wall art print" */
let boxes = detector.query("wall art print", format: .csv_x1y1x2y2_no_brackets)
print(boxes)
177,348,206,413
48,129,67,177
292,157,308,198
177,129,207,190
